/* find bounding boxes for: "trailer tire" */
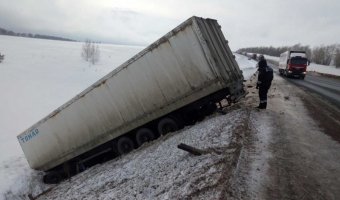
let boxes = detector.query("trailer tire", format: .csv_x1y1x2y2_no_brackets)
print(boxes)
43,171,62,184
136,128,155,146
117,137,135,155
203,103,217,116
158,118,179,135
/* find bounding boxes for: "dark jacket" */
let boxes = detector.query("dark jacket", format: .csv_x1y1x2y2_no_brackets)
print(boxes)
257,59,273,88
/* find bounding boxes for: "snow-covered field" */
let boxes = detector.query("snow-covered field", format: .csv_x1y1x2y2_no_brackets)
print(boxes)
308,63,340,76
264,55,340,76
0,35,143,199
0,35,256,199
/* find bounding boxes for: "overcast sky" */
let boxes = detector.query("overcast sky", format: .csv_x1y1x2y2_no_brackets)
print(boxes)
0,0,339,50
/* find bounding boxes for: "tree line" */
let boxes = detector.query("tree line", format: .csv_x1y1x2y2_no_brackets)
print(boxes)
0,52,4,63
0,27,75,42
237,44,340,68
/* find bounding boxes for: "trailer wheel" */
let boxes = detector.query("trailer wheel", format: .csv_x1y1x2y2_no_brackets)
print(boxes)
136,128,155,146
203,103,217,116
117,137,135,155
157,117,179,135
43,172,62,184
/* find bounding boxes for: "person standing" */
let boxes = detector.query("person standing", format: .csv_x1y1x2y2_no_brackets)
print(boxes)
256,55,273,109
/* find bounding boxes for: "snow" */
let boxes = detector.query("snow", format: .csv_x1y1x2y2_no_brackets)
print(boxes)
35,111,245,200
0,35,255,199
0,156,48,199
263,55,279,62
0,35,142,161
264,55,340,76
246,111,273,199
0,35,142,200
307,63,340,76
234,53,258,80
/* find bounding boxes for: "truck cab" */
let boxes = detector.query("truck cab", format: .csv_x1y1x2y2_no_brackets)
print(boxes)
279,51,309,79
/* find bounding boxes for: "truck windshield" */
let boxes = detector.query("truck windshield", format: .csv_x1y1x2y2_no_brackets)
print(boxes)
290,57,308,65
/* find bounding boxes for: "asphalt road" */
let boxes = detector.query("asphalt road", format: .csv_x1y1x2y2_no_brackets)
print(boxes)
269,64,340,108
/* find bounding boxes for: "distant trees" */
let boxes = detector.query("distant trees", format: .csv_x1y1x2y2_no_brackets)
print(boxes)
0,27,75,41
237,46,287,57
81,40,100,64
237,43,340,67
0,52,4,63
311,45,338,66
335,49,340,68
237,43,311,57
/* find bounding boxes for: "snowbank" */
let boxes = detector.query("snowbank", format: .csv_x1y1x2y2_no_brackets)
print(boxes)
0,156,48,199
263,55,279,63
234,53,258,80
5,111,247,200
308,63,340,76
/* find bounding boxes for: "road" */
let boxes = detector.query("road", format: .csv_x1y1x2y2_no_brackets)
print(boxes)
227,73,340,200
268,63,340,143
269,63,340,108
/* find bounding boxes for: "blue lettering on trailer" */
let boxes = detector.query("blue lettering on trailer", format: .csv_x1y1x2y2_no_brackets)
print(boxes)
18,129,39,143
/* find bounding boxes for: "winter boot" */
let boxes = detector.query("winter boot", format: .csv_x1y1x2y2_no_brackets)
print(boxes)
256,103,266,109
263,102,267,109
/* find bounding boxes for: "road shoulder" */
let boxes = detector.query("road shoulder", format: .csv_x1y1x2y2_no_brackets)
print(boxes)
227,73,340,199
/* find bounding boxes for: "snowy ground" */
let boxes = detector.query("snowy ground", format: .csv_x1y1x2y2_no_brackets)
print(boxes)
20,71,339,200
234,53,257,79
2,36,340,199
0,36,256,199
0,35,142,200
34,110,247,200
264,55,340,77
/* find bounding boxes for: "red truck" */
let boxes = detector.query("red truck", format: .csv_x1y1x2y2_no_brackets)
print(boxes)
279,50,309,79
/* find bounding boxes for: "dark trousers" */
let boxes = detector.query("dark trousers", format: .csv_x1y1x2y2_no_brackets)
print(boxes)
259,86,269,103
258,84,271,108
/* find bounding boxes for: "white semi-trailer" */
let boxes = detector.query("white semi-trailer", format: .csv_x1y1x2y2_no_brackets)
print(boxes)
17,16,245,183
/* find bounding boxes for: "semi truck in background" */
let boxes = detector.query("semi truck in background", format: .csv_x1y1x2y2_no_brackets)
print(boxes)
17,16,245,184
279,50,309,79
